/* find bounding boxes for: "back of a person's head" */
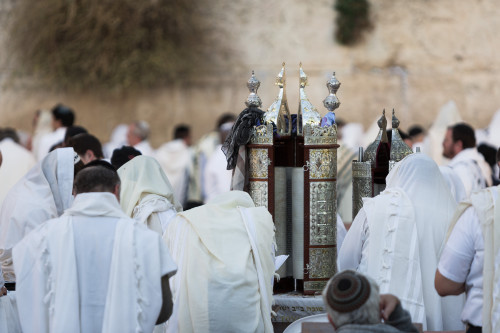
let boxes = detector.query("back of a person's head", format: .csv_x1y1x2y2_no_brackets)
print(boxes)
497,147,500,164
67,133,104,159
322,270,380,328
0,128,20,143
111,145,142,170
73,162,120,194
174,124,190,140
450,123,476,149
64,126,88,146
52,104,75,127
408,125,424,138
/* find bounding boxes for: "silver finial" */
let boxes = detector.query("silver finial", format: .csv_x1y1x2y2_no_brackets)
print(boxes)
298,63,321,135
265,63,291,135
245,70,262,108
323,72,341,112
392,109,400,129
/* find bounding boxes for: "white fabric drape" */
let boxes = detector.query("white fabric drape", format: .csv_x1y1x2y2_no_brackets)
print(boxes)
162,191,275,333
119,155,182,218
465,187,500,333
0,148,74,282
439,166,467,203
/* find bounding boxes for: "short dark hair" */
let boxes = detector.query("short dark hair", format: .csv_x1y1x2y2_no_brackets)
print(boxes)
73,164,120,194
52,104,75,127
67,133,104,159
64,126,88,146
0,128,20,143
497,147,500,163
450,123,476,149
408,125,424,138
111,145,142,170
174,124,190,140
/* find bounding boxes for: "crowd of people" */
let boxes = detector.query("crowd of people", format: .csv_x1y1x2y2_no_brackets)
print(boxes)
0,101,499,333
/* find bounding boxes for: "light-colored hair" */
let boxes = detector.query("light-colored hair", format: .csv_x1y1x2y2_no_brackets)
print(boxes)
132,121,150,141
322,272,380,328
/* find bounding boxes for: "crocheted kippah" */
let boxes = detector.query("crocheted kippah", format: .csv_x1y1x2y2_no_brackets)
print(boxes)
325,270,371,313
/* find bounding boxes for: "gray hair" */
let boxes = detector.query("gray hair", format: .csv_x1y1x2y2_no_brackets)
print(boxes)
132,121,150,141
322,272,380,328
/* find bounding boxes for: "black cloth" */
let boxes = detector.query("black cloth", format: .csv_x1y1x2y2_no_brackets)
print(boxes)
221,107,264,170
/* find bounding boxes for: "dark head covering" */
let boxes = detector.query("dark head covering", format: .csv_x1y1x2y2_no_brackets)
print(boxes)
325,270,371,313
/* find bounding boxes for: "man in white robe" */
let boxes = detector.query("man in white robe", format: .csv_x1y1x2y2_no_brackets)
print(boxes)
119,155,183,236
443,123,492,197
0,130,36,206
0,147,75,283
13,163,176,333
155,125,193,206
162,191,275,333
435,149,500,333
423,100,462,165
338,153,464,331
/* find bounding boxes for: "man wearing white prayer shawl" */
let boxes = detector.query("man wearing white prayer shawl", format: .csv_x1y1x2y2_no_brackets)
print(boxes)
0,147,75,283
13,163,177,333
443,123,492,198
338,153,465,331
162,191,275,333
119,155,183,236
435,150,500,333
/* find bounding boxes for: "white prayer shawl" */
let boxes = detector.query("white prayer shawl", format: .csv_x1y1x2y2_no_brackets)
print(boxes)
13,192,176,333
423,100,462,166
360,153,464,331
447,187,500,332
163,191,275,333
448,148,492,197
119,156,182,222
0,148,74,282
440,166,468,203
155,139,193,205
0,138,36,206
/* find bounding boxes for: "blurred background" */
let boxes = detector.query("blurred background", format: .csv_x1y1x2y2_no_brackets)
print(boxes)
0,0,498,146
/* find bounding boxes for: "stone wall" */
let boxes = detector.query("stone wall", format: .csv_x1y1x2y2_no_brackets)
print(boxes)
0,0,499,147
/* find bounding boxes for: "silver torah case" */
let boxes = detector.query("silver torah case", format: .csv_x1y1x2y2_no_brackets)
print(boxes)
245,66,340,294
351,109,413,220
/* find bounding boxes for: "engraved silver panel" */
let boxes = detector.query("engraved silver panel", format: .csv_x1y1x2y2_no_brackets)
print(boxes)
307,247,336,279
307,149,336,179
352,161,372,220
249,123,273,145
304,124,337,145
249,181,268,208
249,148,271,179
309,182,336,245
